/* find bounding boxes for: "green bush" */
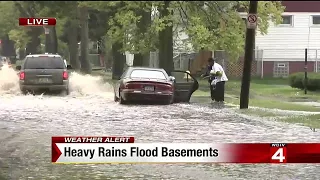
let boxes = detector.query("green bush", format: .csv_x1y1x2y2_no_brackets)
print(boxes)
289,72,320,91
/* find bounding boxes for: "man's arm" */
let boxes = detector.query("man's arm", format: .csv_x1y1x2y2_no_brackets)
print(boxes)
201,65,212,77
215,64,224,77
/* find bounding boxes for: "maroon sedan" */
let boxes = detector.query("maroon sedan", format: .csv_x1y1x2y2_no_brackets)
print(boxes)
114,67,198,104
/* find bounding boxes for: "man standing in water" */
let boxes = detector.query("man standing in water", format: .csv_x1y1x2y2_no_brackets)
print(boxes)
201,58,228,102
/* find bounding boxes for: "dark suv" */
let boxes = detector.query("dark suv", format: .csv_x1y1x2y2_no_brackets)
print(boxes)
16,54,72,95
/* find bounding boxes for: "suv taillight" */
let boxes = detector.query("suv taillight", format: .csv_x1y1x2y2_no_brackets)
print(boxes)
63,71,68,80
19,72,25,80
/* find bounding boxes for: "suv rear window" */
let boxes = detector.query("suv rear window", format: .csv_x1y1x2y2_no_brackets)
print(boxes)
24,57,65,69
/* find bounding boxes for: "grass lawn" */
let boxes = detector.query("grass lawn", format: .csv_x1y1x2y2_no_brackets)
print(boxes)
195,77,320,112
235,108,285,117
279,114,320,129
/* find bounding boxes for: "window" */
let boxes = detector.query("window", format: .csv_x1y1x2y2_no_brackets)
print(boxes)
280,15,293,25
24,57,65,69
130,69,167,80
312,15,320,25
273,62,289,77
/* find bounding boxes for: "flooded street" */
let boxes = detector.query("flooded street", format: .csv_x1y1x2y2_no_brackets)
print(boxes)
0,65,319,180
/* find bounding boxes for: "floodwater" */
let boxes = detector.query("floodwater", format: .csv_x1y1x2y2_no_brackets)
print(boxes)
0,65,319,180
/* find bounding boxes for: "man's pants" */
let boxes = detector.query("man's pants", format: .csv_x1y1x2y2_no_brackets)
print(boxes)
209,81,225,102
209,80,215,101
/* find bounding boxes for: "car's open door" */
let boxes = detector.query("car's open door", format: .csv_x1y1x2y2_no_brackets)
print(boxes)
170,70,199,103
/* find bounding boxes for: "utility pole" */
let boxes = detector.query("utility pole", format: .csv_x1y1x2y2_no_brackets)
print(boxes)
240,1,258,109
44,26,50,53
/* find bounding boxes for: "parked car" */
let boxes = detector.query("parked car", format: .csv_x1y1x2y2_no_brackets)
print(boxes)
15,53,72,95
114,67,199,104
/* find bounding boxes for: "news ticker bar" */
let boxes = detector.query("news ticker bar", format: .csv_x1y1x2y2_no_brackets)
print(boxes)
51,137,320,164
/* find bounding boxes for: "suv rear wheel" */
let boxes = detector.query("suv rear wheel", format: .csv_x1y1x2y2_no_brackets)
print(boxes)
21,90,28,95
60,88,70,96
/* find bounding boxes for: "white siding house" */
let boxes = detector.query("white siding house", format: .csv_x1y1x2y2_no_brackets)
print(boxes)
255,12,320,62
238,11,320,77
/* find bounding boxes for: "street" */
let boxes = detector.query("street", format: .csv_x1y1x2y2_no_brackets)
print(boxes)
0,67,319,179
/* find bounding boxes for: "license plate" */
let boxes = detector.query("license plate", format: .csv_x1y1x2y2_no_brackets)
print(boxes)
38,78,51,83
144,86,154,91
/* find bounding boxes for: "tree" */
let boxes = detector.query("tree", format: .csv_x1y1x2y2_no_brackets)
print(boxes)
37,1,81,70
84,1,127,79
158,1,174,74
13,2,44,54
176,1,284,60
78,5,92,74
131,3,152,67
105,1,284,69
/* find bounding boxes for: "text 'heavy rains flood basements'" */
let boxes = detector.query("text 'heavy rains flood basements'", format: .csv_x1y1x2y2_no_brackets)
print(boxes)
63,146,219,159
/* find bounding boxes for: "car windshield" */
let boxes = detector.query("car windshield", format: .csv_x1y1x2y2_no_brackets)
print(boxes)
24,57,65,69
130,69,167,80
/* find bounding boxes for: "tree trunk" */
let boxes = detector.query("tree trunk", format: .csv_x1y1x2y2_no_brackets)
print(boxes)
79,6,91,74
142,8,151,67
133,6,152,67
26,36,41,55
158,1,174,75
104,35,113,69
112,41,125,80
26,27,42,55
67,20,80,71
51,26,58,54
132,54,143,66
18,48,26,60
0,34,15,57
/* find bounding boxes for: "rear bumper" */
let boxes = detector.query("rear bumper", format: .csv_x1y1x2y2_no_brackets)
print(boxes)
19,81,69,91
121,90,173,102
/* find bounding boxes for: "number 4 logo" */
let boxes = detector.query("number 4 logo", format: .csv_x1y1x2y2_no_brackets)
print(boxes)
270,147,287,163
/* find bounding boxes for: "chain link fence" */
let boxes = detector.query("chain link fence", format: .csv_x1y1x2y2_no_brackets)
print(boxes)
149,48,320,78
149,51,198,71
213,49,320,78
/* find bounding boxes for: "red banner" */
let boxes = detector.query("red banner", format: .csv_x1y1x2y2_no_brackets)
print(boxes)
229,143,320,163
52,136,135,143
51,140,320,163
19,17,56,26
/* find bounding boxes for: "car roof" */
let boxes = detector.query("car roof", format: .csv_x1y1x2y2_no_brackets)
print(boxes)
123,66,169,79
127,66,166,71
26,53,62,58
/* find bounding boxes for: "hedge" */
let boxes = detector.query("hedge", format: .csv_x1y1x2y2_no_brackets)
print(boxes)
289,72,320,91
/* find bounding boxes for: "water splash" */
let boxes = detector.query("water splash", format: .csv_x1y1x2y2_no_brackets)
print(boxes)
0,64,20,95
0,65,114,98
68,71,114,98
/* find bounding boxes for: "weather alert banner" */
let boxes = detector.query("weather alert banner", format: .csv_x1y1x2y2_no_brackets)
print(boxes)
51,137,320,164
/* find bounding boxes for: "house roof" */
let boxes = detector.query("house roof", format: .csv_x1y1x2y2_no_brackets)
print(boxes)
283,1,320,13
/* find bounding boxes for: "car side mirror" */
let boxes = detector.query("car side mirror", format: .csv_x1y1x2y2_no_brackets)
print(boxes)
67,65,72,70
169,76,175,81
16,65,21,71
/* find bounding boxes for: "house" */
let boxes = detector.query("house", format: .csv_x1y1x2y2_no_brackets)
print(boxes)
233,1,320,78
146,2,320,77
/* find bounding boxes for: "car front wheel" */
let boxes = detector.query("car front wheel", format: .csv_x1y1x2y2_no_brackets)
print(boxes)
119,93,127,104
114,93,119,102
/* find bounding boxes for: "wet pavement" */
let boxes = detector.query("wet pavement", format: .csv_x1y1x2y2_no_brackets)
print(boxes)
0,66,319,180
